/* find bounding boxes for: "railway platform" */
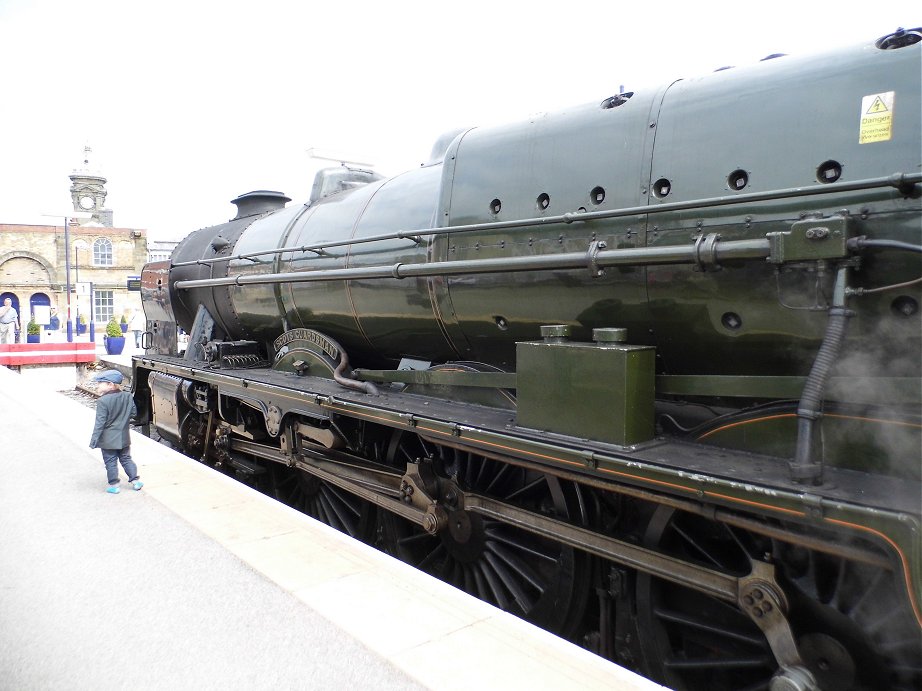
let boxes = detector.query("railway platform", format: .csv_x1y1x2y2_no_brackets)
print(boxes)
0,363,664,690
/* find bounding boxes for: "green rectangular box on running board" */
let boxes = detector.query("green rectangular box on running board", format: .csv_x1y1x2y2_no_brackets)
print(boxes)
516,336,655,446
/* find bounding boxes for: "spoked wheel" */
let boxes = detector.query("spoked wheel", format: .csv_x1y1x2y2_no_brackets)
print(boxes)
375,431,591,637
637,507,922,691
637,508,774,690
774,541,922,691
269,465,376,543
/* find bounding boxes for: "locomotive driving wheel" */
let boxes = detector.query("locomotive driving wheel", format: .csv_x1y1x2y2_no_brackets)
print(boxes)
268,465,376,542
636,507,922,691
375,431,591,637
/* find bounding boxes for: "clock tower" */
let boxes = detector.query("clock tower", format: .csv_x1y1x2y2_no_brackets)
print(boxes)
69,145,114,227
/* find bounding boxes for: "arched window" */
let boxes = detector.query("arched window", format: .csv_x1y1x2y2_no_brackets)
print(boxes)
93,238,113,266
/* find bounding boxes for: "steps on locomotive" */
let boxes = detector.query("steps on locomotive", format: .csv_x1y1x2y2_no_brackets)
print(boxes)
0,364,664,691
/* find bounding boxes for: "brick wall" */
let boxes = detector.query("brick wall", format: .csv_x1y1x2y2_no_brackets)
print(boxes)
0,224,148,325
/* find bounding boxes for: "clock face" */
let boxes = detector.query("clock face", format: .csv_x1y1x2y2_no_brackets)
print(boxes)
79,196,95,210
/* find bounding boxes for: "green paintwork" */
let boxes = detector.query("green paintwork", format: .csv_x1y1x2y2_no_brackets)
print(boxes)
157,35,921,592
767,217,851,264
174,36,920,383
656,375,922,404
355,368,516,389
516,338,655,446
159,34,921,497
349,369,922,407
696,413,922,480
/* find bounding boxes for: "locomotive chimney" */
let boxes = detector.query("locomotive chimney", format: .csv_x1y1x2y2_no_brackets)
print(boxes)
230,190,291,220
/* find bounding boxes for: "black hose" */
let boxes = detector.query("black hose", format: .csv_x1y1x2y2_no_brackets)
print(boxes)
790,306,852,484
848,237,922,254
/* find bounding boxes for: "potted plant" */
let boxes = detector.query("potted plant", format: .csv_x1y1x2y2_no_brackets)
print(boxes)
77,313,87,335
26,319,40,343
104,318,126,355
120,314,129,333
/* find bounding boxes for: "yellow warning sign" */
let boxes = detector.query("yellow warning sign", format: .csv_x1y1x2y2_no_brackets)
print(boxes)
859,91,895,144
866,96,889,113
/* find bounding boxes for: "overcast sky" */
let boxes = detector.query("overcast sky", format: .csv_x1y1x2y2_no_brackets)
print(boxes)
0,1,917,241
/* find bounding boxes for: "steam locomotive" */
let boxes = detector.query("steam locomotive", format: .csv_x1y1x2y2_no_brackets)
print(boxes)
132,27,922,690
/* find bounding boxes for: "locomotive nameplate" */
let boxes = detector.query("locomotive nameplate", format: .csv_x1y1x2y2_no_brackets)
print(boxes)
272,328,343,377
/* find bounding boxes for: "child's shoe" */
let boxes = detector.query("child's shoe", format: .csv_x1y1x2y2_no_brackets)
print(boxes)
132,480,144,491
106,485,120,494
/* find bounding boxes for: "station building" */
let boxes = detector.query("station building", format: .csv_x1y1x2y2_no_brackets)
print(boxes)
0,149,149,336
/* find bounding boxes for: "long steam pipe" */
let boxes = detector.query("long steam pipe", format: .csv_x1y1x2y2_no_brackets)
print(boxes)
175,236,772,290
170,172,920,270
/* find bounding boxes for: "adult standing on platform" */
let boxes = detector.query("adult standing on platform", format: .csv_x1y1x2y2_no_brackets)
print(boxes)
129,310,145,348
0,298,20,344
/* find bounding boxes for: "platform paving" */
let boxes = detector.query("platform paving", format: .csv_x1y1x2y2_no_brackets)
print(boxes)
0,363,665,691
0,368,423,691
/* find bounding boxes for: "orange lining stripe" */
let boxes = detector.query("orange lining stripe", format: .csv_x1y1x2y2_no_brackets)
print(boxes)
704,491,804,517
418,425,697,489
698,412,922,440
825,517,922,628
825,413,922,429
333,408,830,519
326,404,397,427
598,466,699,494
417,425,585,468
418,422,811,519
697,413,797,440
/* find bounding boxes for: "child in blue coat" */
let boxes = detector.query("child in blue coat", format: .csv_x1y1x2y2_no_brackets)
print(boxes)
89,369,143,494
